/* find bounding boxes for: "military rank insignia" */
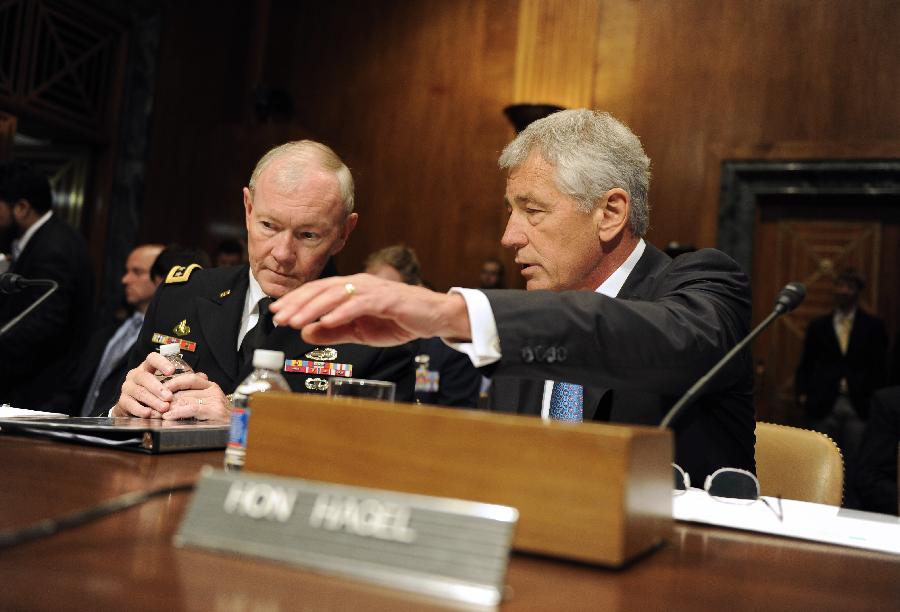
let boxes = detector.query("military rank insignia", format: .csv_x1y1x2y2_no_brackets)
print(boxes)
285,360,351,377
152,333,197,352
165,263,202,284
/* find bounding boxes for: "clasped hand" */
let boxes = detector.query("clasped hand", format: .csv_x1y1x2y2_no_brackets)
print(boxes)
114,351,230,423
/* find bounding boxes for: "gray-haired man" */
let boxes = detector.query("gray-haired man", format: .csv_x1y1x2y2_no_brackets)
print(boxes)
272,110,755,484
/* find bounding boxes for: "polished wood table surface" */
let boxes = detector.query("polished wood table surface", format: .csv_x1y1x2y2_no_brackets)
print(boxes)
2,436,899,611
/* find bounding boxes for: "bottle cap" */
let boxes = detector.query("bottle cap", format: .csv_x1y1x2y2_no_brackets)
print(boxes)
159,342,181,356
253,349,285,370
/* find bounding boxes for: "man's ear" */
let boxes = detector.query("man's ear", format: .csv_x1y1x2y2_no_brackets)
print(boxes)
242,187,253,231
594,188,631,242
330,212,359,255
12,199,32,223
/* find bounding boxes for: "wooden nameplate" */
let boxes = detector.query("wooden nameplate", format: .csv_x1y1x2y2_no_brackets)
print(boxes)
244,393,673,567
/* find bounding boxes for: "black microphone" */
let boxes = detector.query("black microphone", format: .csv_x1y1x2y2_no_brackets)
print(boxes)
773,282,806,315
659,282,806,429
0,272,57,294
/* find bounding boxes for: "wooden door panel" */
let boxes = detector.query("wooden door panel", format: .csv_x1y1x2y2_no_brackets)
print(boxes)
753,218,882,424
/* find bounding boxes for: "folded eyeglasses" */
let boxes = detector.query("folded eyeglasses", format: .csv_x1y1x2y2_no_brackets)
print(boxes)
673,463,783,521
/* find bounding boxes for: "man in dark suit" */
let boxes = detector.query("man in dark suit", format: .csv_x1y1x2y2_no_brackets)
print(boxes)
796,269,887,500
114,141,412,421
269,109,755,484
0,161,93,410
796,269,888,427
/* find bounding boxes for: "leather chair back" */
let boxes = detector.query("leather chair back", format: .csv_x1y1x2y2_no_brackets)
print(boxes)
755,422,844,506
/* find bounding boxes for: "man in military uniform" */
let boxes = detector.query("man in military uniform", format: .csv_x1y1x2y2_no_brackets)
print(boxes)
114,140,413,421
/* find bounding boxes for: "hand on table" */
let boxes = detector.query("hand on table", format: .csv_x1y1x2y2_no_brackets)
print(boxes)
114,351,229,422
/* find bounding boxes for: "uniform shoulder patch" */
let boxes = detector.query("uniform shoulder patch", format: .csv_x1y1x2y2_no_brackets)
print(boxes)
165,263,203,284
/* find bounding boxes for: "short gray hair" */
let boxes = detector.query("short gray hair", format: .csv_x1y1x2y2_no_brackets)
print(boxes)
498,109,651,237
248,140,355,213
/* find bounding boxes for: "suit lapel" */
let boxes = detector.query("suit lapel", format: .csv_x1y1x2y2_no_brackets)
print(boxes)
617,242,671,301
580,244,670,420
196,267,248,382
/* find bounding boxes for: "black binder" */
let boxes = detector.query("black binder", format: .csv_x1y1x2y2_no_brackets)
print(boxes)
0,416,228,453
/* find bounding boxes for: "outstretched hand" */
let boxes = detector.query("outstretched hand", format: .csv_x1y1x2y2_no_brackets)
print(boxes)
270,273,472,346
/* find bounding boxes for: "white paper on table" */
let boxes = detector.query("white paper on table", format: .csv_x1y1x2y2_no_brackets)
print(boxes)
673,488,900,556
0,405,69,418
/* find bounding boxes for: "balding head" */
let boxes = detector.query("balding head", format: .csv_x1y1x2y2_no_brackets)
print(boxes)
248,140,355,214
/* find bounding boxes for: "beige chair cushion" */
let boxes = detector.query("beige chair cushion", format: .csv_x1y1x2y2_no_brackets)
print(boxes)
755,422,844,506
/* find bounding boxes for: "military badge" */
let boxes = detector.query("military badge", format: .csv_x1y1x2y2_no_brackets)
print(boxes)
305,347,338,361
173,319,191,337
305,377,329,392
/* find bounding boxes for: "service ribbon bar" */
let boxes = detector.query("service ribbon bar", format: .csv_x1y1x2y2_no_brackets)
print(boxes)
151,333,197,352
284,360,352,377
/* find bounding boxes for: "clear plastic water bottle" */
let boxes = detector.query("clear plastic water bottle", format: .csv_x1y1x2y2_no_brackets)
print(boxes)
224,349,289,471
156,342,192,382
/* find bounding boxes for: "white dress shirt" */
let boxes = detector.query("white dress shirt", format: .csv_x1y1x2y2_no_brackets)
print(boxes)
11,210,52,261
447,239,646,419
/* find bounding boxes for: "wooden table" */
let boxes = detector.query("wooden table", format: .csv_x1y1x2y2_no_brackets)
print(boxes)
2,436,899,611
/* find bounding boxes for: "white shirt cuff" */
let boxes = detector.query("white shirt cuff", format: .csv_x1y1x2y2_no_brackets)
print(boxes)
443,288,502,367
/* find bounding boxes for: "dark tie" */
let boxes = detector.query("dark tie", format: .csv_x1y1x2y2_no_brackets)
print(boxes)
549,381,583,422
239,297,274,370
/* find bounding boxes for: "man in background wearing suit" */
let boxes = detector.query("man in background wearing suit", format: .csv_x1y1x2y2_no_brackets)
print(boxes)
114,140,413,422
796,268,888,501
0,161,93,411
270,109,755,484
65,243,163,416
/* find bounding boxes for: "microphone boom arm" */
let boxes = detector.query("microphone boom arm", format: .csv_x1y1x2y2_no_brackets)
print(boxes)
658,308,779,430
0,280,59,338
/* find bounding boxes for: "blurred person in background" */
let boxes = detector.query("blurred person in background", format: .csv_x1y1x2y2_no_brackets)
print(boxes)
796,268,888,505
213,238,246,267
365,244,481,407
0,160,93,411
479,257,505,289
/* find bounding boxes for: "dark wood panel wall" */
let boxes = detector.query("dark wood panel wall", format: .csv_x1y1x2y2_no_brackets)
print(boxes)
141,0,900,291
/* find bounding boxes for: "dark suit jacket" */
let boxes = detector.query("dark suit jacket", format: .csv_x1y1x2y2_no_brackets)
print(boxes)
0,215,93,410
854,386,900,515
485,244,756,484
120,265,414,405
413,337,481,407
795,309,887,420
53,320,135,417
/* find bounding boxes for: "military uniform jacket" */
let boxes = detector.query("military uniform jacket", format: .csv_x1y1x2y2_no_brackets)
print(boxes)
485,244,755,484
121,265,414,404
